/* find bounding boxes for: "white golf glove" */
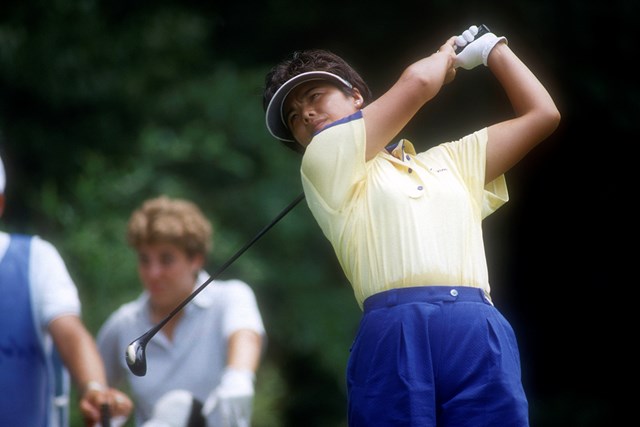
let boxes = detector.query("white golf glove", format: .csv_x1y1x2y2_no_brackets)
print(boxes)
454,25,507,70
202,367,255,427
141,389,205,427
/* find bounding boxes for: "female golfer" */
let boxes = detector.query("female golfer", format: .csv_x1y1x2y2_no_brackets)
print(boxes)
263,25,560,426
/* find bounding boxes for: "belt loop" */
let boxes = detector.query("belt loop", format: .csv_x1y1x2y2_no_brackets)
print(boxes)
482,289,494,306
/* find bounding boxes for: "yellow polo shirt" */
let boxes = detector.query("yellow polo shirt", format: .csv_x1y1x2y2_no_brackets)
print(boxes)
301,111,508,308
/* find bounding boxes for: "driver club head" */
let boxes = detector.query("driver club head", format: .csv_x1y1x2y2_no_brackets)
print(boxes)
126,338,147,377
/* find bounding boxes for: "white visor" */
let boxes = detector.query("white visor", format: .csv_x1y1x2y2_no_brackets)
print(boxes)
265,71,352,142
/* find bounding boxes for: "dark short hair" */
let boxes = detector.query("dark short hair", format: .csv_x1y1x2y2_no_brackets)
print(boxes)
263,49,373,153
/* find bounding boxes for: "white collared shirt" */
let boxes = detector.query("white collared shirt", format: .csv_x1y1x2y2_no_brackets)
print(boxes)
97,270,266,425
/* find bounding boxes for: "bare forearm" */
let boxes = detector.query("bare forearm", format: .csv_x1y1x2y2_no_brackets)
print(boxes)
227,329,263,372
484,42,560,181
49,315,108,391
488,43,560,133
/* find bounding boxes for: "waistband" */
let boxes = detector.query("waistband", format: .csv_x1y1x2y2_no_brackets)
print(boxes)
363,286,492,313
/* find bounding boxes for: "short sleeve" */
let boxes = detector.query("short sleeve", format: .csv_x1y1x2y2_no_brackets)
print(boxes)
434,128,509,219
301,111,367,212
29,236,81,327
220,280,266,339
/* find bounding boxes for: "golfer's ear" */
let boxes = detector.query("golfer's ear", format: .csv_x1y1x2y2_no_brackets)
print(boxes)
352,89,364,108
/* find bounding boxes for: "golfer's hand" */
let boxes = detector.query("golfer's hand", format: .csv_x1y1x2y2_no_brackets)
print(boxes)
438,36,458,84
454,25,507,70
80,383,132,427
107,388,133,424
203,367,255,427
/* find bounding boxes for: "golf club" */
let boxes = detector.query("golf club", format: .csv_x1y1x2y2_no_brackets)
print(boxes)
100,403,110,427
125,192,305,376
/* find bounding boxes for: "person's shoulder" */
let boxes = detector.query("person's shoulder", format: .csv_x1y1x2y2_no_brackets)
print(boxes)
199,278,256,303
216,278,251,288
196,270,250,290
424,128,489,155
29,234,59,251
216,278,256,295
25,234,68,261
4,232,37,247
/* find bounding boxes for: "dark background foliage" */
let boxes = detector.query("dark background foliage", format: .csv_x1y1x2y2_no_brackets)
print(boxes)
0,1,633,426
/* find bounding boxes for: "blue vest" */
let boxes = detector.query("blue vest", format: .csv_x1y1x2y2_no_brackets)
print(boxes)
0,234,68,427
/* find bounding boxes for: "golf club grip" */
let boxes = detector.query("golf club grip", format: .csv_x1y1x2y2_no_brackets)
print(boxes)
100,403,111,427
454,24,490,53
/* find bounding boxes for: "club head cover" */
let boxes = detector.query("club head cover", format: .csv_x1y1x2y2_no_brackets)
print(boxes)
142,389,206,427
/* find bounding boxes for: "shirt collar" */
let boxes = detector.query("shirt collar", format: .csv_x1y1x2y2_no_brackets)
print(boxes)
385,139,417,161
138,270,214,318
190,270,215,308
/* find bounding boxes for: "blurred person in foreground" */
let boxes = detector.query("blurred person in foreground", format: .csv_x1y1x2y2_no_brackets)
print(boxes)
0,152,133,426
97,195,266,426
262,24,560,426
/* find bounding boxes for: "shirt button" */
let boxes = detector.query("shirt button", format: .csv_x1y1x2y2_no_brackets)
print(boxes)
450,289,458,297
417,186,423,191
405,155,410,161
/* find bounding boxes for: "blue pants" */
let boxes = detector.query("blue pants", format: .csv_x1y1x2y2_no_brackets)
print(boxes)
347,286,529,427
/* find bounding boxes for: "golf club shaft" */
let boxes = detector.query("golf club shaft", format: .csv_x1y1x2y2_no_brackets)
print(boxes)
100,403,111,427
137,192,305,344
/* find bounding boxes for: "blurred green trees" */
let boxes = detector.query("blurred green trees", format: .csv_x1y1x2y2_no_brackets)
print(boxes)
1,2,359,426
